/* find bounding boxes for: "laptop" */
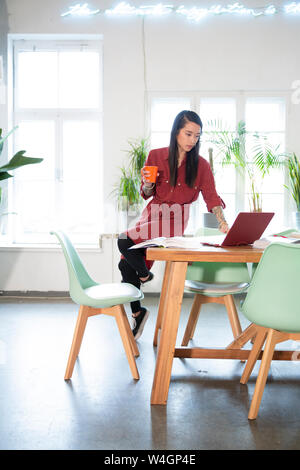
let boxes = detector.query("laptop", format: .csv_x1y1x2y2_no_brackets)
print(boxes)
201,212,274,247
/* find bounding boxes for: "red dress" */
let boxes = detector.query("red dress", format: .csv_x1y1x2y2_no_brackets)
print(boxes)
126,147,225,270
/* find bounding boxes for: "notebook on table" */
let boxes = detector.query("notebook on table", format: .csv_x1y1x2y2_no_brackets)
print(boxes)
201,212,275,247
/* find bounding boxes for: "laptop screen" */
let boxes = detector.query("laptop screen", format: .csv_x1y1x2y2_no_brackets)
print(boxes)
221,212,274,246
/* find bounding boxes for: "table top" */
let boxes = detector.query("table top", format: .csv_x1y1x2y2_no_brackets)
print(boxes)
146,245,264,263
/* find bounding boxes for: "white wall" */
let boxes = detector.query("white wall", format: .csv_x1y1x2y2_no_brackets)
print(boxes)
0,238,116,291
1,0,300,291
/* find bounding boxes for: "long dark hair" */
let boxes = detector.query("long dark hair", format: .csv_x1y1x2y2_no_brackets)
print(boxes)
168,110,203,188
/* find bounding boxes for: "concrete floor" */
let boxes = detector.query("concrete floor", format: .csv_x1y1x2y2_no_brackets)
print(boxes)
0,294,299,451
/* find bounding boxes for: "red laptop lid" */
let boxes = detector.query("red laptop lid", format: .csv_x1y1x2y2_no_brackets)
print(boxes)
221,212,274,246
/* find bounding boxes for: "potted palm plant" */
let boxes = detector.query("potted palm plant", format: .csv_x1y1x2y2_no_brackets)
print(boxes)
285,153,300,229
204,119,285,212
114,165,141,213
127,137,149,177
112,137,149,215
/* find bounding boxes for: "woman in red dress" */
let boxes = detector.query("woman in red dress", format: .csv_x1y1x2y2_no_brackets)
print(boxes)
118,110,229,340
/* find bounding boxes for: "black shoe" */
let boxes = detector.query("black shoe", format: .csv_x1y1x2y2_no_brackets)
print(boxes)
140,272,154,284
132,307,149,340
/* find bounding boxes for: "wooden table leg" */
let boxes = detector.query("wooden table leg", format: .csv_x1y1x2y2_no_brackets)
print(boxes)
153,260,172,347
151,261,187,405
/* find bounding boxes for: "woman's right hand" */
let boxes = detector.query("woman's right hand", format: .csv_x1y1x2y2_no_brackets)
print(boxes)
219,221,230,233
141,168,156,187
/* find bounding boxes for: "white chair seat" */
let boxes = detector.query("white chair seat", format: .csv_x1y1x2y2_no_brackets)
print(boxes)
84,282,142,303
185,279,249,295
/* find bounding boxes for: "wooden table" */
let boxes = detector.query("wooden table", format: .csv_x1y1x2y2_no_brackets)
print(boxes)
147,245,296,405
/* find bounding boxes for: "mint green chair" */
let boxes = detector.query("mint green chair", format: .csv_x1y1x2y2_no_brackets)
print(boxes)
250,228,299,278
182,227,251,346
51,231,143,381
240,242,300,419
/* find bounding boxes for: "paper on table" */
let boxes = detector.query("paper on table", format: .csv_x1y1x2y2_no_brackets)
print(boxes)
129,236,217,250
253,235,300,249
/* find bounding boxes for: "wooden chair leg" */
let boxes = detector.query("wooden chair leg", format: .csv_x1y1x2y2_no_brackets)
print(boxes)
181,294,202,346
240,326,267,384
226,323,258,350
64,305,89,380
115,305,140,380
119,304,139,358
248,328,279,420
223,294,242,339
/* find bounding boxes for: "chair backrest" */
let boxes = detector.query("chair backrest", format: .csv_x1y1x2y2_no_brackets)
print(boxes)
51,231,97,303
186,227,251,283
250,228,299,278
242,243,300,333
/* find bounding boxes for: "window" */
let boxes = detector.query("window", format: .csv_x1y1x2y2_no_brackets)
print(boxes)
149,94,287,232
4,37,103,244
245,98,286,231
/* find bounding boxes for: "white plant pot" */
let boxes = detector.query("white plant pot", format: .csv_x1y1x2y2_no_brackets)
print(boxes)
202,212,219,229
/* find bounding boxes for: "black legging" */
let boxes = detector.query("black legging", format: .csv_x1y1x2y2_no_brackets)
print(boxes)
117,235,150,314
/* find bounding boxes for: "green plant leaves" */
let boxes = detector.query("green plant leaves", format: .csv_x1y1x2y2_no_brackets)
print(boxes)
0,171,13,181
203,119,246,169
0,127,44,205
251,137,283,177
203,119,287,212
285,153,300,210
112,138,149,211
127,137,149,175
0,150,43,173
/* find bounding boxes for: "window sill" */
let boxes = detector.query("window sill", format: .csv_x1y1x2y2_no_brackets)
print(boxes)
0,233,119,252
0,243,101,253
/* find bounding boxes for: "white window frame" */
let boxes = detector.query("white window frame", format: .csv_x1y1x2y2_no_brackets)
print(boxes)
5,34,103,246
